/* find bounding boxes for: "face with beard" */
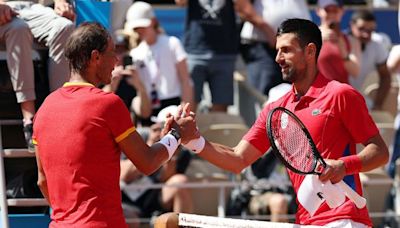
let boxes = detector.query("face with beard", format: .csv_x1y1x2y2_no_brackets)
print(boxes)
275,33,307,83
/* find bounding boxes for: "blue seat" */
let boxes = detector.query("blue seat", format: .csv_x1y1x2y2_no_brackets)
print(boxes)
0,214,50,228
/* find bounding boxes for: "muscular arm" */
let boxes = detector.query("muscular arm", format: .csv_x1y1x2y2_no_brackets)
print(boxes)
120,108,199,175
372,62,391,110
197,140,263,174
176,59,194,107
343,35,361,77
320,133,389,183
119,130,172,176
127,68,152,118
358,133,389,171
35,146,51,207
387,48,400,73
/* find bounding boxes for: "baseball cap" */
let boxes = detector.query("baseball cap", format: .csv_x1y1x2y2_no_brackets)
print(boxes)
318,0,343,8
125,1,155,31
151,105,179,123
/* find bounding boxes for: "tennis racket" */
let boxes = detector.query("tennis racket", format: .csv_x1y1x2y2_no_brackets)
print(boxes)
266,107,366,209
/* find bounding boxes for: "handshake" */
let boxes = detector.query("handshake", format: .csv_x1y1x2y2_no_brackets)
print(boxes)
157,103,206,160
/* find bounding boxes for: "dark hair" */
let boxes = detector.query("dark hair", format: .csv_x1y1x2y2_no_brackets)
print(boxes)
64,22,111,74
276,18,322,59
351,10,376,23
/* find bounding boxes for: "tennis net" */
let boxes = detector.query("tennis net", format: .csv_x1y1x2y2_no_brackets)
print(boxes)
154,212,323,228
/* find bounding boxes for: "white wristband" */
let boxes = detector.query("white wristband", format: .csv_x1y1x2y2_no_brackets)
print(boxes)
158,133,179,160
183,136,205,154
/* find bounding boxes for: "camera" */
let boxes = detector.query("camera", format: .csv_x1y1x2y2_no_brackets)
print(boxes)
122,55,133,68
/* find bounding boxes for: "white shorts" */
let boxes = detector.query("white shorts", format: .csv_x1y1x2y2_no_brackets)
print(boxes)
324,219,369,228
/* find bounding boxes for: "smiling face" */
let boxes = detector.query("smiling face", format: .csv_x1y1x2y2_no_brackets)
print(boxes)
275,33,308,83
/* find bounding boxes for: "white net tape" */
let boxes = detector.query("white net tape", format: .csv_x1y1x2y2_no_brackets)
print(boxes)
178,213,323,228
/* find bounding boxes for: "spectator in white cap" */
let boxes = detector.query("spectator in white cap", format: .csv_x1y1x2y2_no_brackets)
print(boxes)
316,0,362,84
125,1,194,127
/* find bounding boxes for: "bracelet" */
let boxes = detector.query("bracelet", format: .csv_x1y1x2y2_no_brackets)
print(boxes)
339,155,362,175
183,136,206,154
158,133,180,160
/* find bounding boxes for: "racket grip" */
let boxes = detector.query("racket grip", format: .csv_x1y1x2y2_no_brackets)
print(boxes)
336,180,367,209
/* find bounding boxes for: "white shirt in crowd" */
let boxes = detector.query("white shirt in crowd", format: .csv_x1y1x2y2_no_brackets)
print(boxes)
130,34,187,101
349,35,389,91
387,44,400,129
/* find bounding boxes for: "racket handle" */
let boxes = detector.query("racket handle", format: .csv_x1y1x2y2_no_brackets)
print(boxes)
336,180,367,209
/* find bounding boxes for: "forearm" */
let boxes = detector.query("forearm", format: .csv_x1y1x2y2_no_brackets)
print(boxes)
35,147,51,206
235,0,266,30
358,134,389,172
387,54,400,73
344,36,361,77
344,55,360,77
37,177,51,206
234,0,275,44
196,140,257,174
180,80,194,106
130,143,171,176
135,86,152,118
176,60,194,105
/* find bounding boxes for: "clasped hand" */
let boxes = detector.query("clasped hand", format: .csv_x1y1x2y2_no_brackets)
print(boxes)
162,103,200,144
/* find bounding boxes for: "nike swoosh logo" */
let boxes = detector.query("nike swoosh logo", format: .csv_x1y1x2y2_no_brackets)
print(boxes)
167,139,171,146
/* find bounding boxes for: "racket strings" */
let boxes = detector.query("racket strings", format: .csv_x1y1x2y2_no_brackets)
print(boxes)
271,111,315,173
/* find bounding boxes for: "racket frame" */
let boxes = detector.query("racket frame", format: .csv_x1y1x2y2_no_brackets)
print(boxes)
267,107,327,175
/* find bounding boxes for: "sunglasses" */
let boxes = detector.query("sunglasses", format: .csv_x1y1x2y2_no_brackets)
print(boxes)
355,26,375,34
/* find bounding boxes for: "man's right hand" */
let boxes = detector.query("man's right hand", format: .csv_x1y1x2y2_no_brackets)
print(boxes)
0,4,18,26
163,103,200,144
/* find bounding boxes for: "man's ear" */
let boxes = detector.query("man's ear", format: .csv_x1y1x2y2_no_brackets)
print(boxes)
91,50,100,62
306,43,317,60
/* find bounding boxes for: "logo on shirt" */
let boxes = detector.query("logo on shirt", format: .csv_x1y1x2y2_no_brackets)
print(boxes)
317,192,324,200
199,0,225,19
312,109,321,116
280,112,289,129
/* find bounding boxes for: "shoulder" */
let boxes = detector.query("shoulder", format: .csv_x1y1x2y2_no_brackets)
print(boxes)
98,90,124,104
159,34,182,47
130,42,147,56
367,39,388,54
326,80,363,101
167,35,182,44
85,87,124,106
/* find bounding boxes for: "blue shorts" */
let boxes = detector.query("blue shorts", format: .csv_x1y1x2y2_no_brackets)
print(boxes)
188,54,236,105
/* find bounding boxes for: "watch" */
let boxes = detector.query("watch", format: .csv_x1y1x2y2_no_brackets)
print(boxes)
169,128,181,142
